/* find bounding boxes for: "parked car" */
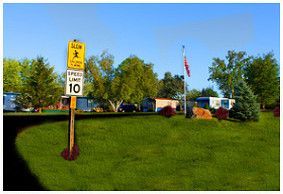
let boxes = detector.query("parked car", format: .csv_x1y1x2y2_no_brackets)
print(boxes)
118,104,139,112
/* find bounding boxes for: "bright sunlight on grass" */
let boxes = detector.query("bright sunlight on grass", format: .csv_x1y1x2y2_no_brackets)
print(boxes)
16,112,279,190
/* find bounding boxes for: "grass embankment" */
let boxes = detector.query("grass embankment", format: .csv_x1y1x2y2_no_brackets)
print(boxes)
16,112,279,191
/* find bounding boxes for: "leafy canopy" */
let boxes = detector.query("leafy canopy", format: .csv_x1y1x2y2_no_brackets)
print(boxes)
244,53,279,109
208,50,250,98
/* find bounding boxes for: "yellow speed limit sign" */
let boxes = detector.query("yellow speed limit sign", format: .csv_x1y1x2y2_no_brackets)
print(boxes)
67,41,85,70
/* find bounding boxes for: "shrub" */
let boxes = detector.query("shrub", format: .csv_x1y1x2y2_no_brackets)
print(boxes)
229,80,260,121
61,144,80,160
273,106,280,117
215,107,229,120
159,106,176,118
209,107,217,114
204,104,209,110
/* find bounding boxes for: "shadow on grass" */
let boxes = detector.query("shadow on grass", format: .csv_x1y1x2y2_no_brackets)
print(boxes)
3,112,158,190
3,114,69,191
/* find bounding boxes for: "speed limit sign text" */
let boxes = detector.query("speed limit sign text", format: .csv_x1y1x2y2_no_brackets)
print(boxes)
65,69,84,96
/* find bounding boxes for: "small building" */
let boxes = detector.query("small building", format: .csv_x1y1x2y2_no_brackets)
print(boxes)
141,98,179,112
59,96,97,112
196,97,235,110
3,92,20,112
76,97,97,112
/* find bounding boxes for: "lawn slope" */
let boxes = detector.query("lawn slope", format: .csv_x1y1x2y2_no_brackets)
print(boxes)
16,112,279,190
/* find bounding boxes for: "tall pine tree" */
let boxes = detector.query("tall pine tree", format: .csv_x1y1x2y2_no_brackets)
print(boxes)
17,57,62,112
229,80,260,121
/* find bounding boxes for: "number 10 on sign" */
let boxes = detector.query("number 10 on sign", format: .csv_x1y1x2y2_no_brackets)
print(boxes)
65,69,84,96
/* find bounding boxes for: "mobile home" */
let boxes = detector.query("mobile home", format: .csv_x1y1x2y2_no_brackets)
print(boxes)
141,98,179,112
196,97,235,110
3,92,20,112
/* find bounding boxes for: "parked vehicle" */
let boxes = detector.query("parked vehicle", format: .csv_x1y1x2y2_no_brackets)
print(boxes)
118,104,138,112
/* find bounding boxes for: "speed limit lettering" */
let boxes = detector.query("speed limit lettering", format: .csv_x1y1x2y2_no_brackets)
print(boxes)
65,69,84,96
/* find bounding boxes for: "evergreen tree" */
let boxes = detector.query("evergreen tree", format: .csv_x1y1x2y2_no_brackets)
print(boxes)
17,57,62,112
229,80,260,121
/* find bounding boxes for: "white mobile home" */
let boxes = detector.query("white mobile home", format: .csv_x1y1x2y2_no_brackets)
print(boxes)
196,97,235,110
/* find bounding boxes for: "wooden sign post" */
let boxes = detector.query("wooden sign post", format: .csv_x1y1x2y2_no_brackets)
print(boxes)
64,39,85,160
68,96,76,158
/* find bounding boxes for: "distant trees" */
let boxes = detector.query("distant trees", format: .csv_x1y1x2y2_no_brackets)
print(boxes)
85,52,158,112
201,87,219,97
186,89,201,100
208,50,279,110
4,48,279,113
158,72,184,99
244,53,279,109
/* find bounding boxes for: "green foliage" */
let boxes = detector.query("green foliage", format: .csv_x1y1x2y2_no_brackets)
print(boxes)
117,56,159,104
229,80,260,121
186,89,201,100
3,58,23,92
201,87,218,97
204,104,209,110
244,53,279,109
158,72,184,99
17,57,62,110
85,53,158,111
208,50,250,98
85,51,121,111
16,112,279,190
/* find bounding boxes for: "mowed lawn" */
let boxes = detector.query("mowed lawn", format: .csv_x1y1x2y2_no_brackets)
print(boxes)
15,112,279,191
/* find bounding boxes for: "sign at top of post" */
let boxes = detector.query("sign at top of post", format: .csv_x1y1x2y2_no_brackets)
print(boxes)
67,40,85,70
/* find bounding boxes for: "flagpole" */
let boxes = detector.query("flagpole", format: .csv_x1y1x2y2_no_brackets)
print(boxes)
182,45,187,117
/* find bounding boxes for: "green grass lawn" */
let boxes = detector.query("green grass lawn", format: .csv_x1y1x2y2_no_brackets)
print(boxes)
15,112,279,191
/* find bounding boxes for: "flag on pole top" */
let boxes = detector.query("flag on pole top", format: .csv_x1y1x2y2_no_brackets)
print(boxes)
183,46,191,77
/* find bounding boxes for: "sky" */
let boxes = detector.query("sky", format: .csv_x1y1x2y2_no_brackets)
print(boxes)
3,3,280,96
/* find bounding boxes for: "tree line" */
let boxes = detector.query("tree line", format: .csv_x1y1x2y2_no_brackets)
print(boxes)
3,50,279,112
208,50,279,109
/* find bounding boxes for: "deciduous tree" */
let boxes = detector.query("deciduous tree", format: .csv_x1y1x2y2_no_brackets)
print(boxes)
208,50,250,98
201,87,219,97
158,72,184,99
244,53,279,109
3,58,22,92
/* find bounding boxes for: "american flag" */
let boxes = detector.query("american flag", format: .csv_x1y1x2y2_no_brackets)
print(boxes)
184,55,191,77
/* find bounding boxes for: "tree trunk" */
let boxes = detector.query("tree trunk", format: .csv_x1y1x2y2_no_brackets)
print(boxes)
262,103,266,110
108,100,123,112
108,100,116,112
115,100,123,112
